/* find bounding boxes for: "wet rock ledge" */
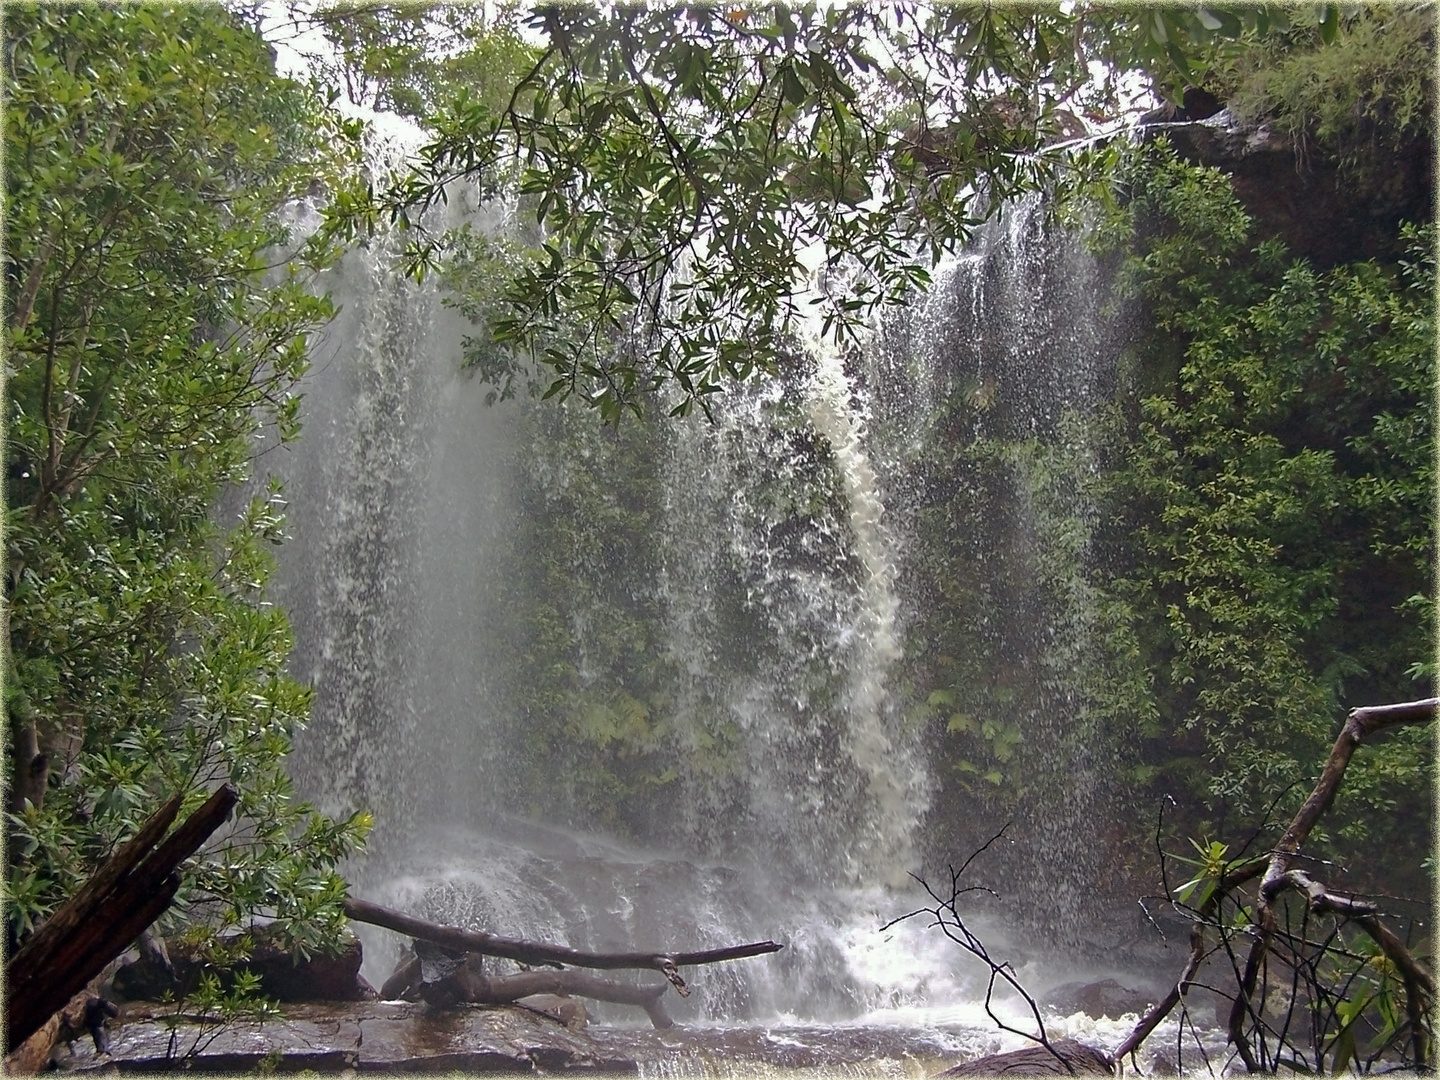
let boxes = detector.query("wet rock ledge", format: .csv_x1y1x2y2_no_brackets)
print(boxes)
57,1000,641,1074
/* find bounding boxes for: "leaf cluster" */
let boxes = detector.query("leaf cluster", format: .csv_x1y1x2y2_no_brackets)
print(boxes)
1216,3,1435,179
1096,144,1434,835
323,2,1275,421
273,1,536,121
4,4,368,954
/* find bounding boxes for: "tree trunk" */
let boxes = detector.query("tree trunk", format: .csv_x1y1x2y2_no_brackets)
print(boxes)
8,723,47,816
4,785,238,1051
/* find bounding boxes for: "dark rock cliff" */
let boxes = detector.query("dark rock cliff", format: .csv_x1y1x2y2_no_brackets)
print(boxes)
1142,108,1433,267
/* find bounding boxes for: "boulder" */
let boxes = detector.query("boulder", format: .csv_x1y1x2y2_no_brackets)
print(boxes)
937,1038,1112,1076
517,994,588,1032
112,931,377,1003
1139,108,1432,268
1042,978,1154,1020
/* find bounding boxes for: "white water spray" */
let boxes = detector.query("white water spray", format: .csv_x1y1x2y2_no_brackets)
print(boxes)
267,165,1149,1041
803,328,921,888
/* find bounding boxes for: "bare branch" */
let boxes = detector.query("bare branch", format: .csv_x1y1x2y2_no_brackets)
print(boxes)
890,824,1077,1070
343,896,782,976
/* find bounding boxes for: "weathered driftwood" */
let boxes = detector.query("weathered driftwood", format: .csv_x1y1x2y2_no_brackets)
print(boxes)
1111,698,1436,1071
380,947,675,1027
478,970,674,1029
344,895,782,997
5,785,238,1051
2,1013,61,1076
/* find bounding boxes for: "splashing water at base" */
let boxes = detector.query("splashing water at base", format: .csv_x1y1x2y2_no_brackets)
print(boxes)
347,817,1212,1074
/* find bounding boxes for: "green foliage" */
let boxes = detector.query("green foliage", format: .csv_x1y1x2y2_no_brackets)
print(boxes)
900,404,1137,819
1169,837,1230,907
1217,4,1435,179
157,967,282,1064
1083,142,1435,868
494,402,730,828
903,131,1430,887
321,3,1275,420
1320,933,1415,1072
1155,833,1428,1072
436,224,545,406
4,4,368,953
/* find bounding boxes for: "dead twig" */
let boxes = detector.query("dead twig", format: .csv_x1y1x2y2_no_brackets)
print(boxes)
885,824,1078,1072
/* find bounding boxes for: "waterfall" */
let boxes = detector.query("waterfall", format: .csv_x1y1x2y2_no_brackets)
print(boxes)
804,333,919,888
266,181,1132,1018
869,193,1124,954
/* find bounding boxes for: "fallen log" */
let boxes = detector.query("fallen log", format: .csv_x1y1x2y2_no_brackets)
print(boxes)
478,970,674,1029
344,895,782,997
2,1013,61,1076
380,947,675,1028
5,785,238,1051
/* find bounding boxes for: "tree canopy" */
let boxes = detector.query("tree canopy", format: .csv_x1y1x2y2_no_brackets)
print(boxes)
4,3,368,957
314,2,1349,421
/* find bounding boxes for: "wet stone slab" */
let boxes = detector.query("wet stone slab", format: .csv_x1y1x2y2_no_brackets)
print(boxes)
59,1001,638,1074
357,1006,634,1073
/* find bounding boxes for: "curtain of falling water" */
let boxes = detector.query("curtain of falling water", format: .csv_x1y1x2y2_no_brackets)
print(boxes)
272,190,524,848
267,183,1130,1012
868,193,1126,954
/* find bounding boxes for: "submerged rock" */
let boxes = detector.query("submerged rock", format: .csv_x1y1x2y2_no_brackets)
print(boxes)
1042,978,1154,1020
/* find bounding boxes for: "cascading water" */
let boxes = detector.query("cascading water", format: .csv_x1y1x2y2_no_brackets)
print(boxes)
265,165,1164,1061
803,335,919,889
868,193,1127,955
272,182,524,845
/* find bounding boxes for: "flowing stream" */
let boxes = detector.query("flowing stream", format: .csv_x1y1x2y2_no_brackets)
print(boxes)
263,181,1178,1068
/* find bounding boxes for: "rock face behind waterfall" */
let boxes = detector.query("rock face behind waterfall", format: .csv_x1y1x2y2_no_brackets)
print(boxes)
1146,108,1431,267
871,194,1130,957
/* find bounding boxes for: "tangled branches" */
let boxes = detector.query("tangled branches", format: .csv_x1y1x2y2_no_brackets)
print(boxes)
905,700,1434,1076
1114,699,1436,1074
